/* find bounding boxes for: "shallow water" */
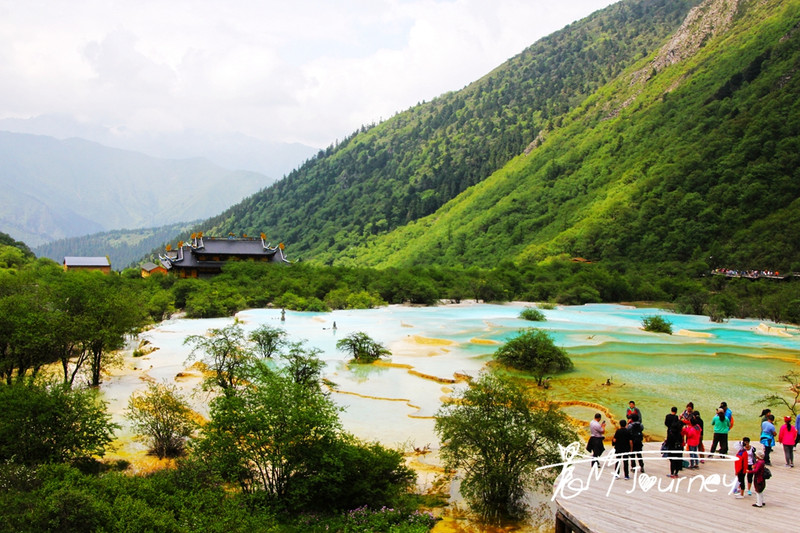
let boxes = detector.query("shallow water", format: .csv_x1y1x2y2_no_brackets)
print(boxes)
103,303,800,458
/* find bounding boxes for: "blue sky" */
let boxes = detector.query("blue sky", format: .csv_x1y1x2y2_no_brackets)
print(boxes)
0,0,617,148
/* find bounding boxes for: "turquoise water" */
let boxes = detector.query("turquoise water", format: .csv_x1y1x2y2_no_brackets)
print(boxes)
105,303,800,451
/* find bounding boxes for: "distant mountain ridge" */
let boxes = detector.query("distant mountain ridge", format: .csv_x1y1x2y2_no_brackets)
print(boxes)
0,132,275,246
0,116,318,177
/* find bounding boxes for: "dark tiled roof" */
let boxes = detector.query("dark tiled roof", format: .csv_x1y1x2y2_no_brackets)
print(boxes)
161,237,289,271
198,238,274,256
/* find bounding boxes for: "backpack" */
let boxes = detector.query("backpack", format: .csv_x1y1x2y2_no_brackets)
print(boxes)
763,467,772,480
628,422,644,443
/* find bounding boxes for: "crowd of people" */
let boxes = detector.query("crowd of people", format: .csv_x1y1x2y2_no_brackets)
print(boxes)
586,401,799,508
711,268,786,279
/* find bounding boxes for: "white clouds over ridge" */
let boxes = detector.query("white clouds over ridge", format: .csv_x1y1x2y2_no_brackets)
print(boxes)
0,0,616,147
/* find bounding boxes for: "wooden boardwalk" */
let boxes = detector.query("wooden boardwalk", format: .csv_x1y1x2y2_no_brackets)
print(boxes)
554,441,798,533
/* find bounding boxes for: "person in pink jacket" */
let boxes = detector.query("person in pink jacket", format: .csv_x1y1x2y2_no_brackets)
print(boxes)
777,415,797,467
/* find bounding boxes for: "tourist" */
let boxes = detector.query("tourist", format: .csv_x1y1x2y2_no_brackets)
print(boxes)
588,413,606,468
760,414,776,465
680,402,694,423
777,416,797,467
682,416,701,468
720,401,733,425
613,419,633,480
710,408,731,456
748,450,768,508
664,406,679,430
627,413,645,473
694,410,706,463
733,437,755,498
796,412,800,447
665,414,684,478
626,400,642,425
759,408,772,423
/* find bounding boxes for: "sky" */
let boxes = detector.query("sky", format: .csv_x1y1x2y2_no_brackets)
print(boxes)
0,0,617,149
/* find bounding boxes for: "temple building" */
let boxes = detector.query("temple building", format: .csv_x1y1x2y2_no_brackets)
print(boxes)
159,233,289,278
63,256,111,274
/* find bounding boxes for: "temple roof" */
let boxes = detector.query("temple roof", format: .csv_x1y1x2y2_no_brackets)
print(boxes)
195,237,278,256
64,256,110,267
160,236,289,272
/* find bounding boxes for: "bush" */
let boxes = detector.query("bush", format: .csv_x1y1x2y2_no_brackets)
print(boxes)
288,437,416,513
0,380,118,465
642,315,673,334
126,383,195,459
435,372,576,522
336,332,391,363
494,329,572,386
519,307,546,321
296,507,436,533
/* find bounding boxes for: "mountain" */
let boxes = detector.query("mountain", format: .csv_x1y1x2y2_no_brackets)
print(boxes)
176,0,800,271
32,221,198,270
0,132,275,246
0,116,318,177
352,0,800,270
187,0,701,260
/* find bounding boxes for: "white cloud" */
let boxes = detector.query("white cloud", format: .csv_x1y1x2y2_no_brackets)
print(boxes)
0,0,617,147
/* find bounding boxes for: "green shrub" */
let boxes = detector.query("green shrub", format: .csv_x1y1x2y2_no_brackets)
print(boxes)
336,332,391,363
296,506,436,532
519,307,546,321
494,329,572,386
642,315,673,334
0,381,118,465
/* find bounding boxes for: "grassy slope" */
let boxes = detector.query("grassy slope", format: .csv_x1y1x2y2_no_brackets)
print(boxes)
345,0,800,270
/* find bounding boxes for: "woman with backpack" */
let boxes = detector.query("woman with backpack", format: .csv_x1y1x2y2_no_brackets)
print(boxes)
760,414,777,465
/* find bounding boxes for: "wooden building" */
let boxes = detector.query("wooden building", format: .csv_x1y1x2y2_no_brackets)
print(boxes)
63,256,111,274
159,234,289,278
140,261,168,277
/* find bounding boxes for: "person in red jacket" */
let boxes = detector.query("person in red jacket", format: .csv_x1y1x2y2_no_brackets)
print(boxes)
682,415,702,468
777,416,797,467
734,437,754,498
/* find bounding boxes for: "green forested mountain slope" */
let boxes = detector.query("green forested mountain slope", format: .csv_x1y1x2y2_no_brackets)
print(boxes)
198,0,699,259
185,0,800,272
347,0,800,270
33,221,198,270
